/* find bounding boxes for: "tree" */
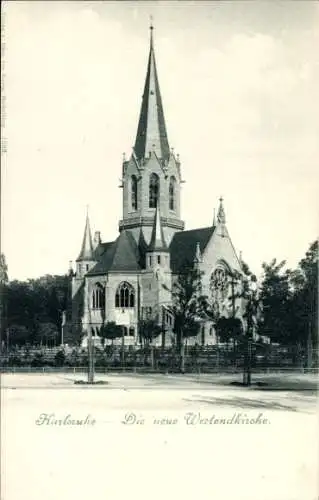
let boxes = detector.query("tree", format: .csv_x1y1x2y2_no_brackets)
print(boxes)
7,325,30,347
138,318,163,369
100,322,122,347
224,261,260,386
253,242,317,369
287,240,318,366
55,349,66,367
29,274,69,333
36,322,59,347
171,262,205,373
139,318,162,346
6,275,69,347
0,254,9,351
242,282,261,386
258,259,291,344
215,317,243,345
0,254,8,284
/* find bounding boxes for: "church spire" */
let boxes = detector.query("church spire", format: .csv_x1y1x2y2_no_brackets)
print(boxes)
148,202,167,251
217,197,226,224
76,210,94,261
133,22,170,162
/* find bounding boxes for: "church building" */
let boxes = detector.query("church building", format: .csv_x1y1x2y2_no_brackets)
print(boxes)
65,25,244,347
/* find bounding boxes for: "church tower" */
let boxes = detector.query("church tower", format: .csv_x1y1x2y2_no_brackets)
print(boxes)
119,23,184,246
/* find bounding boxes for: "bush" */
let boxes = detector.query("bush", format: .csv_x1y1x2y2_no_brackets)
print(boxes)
8,355,21,367
31,353,44,367
54,350,65,367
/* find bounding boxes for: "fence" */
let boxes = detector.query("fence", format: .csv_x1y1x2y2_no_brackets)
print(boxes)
0,342,318,373
1,366,318,375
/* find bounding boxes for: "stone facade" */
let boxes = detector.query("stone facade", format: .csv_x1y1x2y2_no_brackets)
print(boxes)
65,27,245,347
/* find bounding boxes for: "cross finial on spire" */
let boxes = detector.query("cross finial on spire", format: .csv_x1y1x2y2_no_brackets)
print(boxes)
149,15,154,47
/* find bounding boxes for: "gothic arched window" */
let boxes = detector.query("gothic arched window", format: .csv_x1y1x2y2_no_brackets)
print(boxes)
149,173,159,208
169,176,176,211
210,267,228,302
92,283,105,310
115,282,135,308
131,175,138,211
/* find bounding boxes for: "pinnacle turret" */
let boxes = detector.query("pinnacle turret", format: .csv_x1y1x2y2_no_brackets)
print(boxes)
76,211,94,261
217,197,226,224
148,203,167,251
194,242,202,263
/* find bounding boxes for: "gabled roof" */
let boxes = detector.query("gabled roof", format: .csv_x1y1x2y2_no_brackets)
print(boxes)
133,25,170,161
87,231,141,275
169,226,215,273
85,225,217,276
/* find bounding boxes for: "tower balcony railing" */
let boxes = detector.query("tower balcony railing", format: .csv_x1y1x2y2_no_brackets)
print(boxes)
119,216,184,231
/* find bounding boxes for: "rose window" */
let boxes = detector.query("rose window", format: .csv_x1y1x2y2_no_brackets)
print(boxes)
210,267,228,301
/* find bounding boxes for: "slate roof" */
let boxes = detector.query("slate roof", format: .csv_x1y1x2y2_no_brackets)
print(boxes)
87,231,141,275
77,214,94,261
169,226,216,273
148,204,167,251
93,242,113,260
134,27,170,161
86,226,216,277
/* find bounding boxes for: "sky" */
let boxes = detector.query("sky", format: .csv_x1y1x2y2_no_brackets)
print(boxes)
2,1,318,280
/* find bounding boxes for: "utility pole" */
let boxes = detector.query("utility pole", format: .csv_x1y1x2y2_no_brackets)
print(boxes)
243,281,257,386
61,311,65,346
307,320,312,370
121,325,125,371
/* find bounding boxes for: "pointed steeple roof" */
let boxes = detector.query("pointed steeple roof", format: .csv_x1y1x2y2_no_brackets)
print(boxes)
76,211,94,261
133,23,170,162
217,197,226,224
148,203,167,251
